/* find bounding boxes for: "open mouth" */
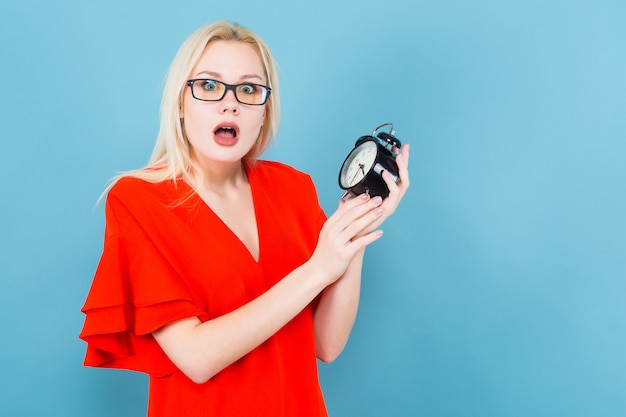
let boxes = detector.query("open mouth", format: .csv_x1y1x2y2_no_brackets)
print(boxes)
215,126,238,139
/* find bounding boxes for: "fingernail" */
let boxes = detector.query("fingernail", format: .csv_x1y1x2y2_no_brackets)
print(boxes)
374,207,383,215
361,193,370,200
372,196,383,204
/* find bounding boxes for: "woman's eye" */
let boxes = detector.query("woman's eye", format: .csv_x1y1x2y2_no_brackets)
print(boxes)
202,81,218,91
240,84,255,94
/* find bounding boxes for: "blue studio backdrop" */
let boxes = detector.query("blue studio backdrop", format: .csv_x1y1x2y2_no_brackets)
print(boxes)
1,0,625,416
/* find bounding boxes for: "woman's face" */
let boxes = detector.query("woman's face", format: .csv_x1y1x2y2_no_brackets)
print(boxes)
181,40,267,170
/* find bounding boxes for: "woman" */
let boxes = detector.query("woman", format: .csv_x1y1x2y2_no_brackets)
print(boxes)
80,21,410,417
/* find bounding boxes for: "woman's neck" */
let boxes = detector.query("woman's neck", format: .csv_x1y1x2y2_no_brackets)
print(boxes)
188,159,248,196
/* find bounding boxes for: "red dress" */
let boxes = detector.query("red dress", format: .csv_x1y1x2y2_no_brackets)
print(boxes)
79,161,329,417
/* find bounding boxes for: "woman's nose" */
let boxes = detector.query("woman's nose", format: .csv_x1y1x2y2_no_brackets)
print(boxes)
219,90,240,113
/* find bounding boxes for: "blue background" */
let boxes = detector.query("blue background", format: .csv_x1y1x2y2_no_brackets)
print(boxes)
1,0,625,416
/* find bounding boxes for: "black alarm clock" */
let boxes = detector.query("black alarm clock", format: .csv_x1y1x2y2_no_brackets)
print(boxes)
338,123,402,199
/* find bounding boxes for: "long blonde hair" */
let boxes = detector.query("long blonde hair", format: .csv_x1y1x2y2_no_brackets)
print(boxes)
107,21,280,189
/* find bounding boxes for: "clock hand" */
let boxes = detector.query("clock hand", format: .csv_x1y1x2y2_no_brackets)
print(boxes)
350,163,365,184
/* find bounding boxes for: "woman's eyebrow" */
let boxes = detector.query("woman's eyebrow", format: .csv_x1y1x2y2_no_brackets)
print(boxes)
194,70,263,82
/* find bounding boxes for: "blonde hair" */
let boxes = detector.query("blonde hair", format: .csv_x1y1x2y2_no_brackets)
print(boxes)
108,21,280,188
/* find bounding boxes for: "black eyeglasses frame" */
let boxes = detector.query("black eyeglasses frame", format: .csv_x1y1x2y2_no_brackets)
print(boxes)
186,79,272,106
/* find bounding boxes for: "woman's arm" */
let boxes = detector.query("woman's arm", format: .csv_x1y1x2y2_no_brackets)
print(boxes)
153,192,384,384
313,248,364,362
312,144,411,361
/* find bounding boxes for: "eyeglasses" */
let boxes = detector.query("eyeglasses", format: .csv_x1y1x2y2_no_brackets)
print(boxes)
187,79,271,105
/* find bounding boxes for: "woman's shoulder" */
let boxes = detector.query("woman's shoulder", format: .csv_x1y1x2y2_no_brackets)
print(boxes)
252,160,313,185
251,160,322,206
109,175,149,194
106,176,189,207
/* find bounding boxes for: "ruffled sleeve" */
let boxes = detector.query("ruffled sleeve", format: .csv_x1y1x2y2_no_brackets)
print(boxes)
79,180,207,376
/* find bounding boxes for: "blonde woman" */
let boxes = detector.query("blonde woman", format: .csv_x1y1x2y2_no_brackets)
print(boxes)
80,21,410,417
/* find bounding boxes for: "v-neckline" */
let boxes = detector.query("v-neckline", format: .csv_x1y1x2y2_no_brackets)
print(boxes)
187,165,262,264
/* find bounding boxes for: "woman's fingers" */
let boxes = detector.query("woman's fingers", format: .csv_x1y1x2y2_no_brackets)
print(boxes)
387,144,410,196
395,143,410,192
311,193,385,282
385,144,410,202
354,144,410,234
330,194,384,241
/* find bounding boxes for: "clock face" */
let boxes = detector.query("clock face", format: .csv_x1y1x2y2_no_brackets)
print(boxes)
340,140,378,187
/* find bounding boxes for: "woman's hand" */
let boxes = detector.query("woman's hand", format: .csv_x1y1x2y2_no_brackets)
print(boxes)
362,143,410,233
381,143,411,217
308,192,386,285
309,143,410,283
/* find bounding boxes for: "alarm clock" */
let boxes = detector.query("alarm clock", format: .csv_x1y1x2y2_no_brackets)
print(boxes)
338,123,402,199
